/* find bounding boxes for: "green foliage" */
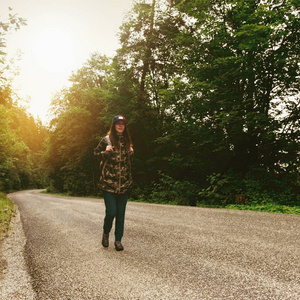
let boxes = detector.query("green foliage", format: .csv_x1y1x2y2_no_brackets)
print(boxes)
199,167,299,207
0,8,46,193
0,7,26,80
225,204,300,215
199,172,243,206
244,167,299,207
0,192,14,236
43,0,299,209
161,0,299,177
45,54,110,195
0,98,48,192
0,104,27,191
139,171,200,206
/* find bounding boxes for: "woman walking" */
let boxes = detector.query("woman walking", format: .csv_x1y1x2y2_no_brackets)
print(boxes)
94,115,133,251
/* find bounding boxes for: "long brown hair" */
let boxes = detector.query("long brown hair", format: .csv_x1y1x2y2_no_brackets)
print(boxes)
107,123,132,150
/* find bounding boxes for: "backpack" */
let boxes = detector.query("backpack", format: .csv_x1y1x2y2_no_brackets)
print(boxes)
98,135,112,177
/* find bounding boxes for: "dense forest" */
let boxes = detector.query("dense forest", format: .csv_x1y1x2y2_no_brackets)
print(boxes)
1,0,299,208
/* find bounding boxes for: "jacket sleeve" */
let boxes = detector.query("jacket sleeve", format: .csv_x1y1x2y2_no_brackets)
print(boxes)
94,137,108,160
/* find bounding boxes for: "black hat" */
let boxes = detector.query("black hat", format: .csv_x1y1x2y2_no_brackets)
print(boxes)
112,115,128,124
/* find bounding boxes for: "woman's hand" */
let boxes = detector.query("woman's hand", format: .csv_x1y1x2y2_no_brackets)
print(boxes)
105,145,114,154
129,146,134,155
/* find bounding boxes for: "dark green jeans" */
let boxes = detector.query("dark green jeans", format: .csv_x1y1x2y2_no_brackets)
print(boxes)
103,191,128,242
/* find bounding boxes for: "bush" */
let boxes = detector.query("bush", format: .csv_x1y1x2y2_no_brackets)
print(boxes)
199,171,244,206
199,167,300,207
244,167,299,206
145,172,200,206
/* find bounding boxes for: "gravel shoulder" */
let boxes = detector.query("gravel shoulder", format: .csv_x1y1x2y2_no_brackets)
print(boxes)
0,204,36,299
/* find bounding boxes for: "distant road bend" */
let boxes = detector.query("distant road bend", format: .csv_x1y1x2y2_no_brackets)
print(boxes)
4,190,300,299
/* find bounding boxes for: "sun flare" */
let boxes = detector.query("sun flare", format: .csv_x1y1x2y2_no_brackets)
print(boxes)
30,28,75,73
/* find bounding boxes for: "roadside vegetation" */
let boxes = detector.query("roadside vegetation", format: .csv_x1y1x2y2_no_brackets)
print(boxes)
44,189,300,215
129,196,300,215
0,193,14,237
224,204,300,215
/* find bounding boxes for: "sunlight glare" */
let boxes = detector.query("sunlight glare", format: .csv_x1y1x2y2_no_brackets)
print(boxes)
30,28,76,73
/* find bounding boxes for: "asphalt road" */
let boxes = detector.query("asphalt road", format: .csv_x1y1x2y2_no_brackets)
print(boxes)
2,190,300,299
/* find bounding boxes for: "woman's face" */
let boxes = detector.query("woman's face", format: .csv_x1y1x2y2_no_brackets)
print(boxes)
115,121,126,135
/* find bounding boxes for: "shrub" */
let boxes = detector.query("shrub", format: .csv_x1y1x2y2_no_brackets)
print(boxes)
0,193,14,236
199,171,244,206
147,172,200,206
199,167,300,207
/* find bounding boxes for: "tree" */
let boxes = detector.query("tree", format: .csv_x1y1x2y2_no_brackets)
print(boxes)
156,0,300,204
112,1,187,184
113,0,299,204
0,8,47,192
45,53,111,195
0,101,47,191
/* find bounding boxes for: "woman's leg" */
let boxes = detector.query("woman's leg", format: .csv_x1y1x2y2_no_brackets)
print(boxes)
103,191,117,235
115,192,128,242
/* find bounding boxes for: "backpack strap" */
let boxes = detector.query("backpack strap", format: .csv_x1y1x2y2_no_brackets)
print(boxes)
105,135,112,146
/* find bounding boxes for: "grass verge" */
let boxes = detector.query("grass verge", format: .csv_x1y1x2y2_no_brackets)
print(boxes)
43,190,300,215
196,203,300,214
223,203,300,214
0,193,14,237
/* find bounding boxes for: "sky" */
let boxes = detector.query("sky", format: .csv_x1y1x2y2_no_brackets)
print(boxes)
1,0,137,124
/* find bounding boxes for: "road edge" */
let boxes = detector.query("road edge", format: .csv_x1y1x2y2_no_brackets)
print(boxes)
0,202,36,299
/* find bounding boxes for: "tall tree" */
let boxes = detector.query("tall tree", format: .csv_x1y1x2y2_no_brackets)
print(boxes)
46,53,111,195
156,0,299,202
112,1,186,183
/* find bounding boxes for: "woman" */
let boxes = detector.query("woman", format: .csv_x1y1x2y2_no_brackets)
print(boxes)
94,115,133,251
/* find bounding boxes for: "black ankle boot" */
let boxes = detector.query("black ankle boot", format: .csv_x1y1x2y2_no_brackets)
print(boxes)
102,233,109,248
114,241,124,251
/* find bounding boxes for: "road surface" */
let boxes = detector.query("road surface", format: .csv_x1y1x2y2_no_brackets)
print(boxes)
1,190,300,299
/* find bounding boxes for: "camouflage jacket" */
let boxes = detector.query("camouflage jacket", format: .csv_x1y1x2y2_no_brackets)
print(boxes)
94,135,133,194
